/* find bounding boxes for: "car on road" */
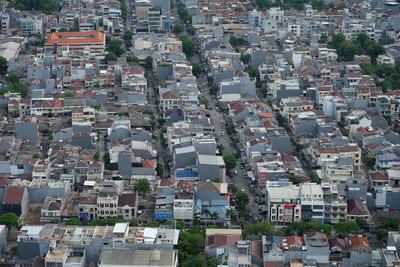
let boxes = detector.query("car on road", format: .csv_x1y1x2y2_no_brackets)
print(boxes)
220,119,224,123
234,170,238,175
221,132,225,136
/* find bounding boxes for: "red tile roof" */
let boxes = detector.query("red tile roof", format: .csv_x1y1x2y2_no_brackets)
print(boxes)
3,187,25,204
348,236,370,251
347,199,368,215
207,234,241,250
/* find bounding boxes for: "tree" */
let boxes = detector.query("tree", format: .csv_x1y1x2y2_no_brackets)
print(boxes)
187,26,195,35
105,52,117,62
319,34,328,44
240,53,251,64
243,221,273,238
199,98,209,107
64,91,75,97
65,217,83,226
123,30,133,41
211,211,219,225
33,153,40,158
0,213,19,228
59,28,68,32
356,33,370,50
156,161,164,177
180,36,195,57
365,41,385,64
177,3,191,24
363,154,375,169
6,73,20,84
235,191,249,210
93,104,102,111
309,171,320,184
201,208,211,226
144,56,153,71
191,62,202,76
127,56,139,63
229,36,248,47
259,87,268,97
172,24,184,35
0,56,8,75
134,179,150,195
376,228,388,242
329,33,345,49
8,0,61,14
334,221,360,237
289,174,303,185
210,84,219,95
0,83,29,97
223,154,237,170
246,66,260,81
338,41,358,61
106,39,124,57
94,151,100,161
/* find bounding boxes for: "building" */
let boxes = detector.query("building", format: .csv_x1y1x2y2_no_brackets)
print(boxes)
45,31,106,57
2,187,29,220
197,155,226,182
266,183,301,224
98,249,178,267
300,183,324,223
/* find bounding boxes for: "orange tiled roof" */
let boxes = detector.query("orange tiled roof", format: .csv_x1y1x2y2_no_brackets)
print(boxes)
46,31,105,45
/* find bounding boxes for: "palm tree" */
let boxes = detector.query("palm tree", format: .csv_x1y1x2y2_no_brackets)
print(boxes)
201,208,211,226
211,211,219,226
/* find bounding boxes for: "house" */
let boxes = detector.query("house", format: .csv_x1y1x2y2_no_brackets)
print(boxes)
300,183,324,223
347,199,370,223
348,236,372,266
45,247,86,267
205,228,242,257
118,193,139,220
40,197,63,223
98,249,178,267
197,155,226,182
2,187,29,220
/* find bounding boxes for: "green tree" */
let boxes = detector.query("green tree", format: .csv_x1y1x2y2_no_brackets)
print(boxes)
105,52,117,62
177,3,191,24
0,213,19,228
334,221,360,237
59,28,68,32
229,36,248,47
134,179,150,195
356,33,370,50
106,39,124,57
65,217,83,226
8,0,61,14
309,171,320,184
6,73,20,84
259,87,268,97
210,84,219,95
180,36,195,57
338,41,358,61
365,41,385,64
172,24,184,35
93,151,100,161
243,221,273,238
223,154,237,170
156,161,164,177
0,56,7,75
123,30,133,41
319,34,328,44
191,62,202,76
127,56,139,63
362,154,376,168
144,56,153,71
0,83,29,97
187,26,195,35
33,153,40,158
93,104,102,111
64,91,75,97
329,33,345,49
199,98,209,107
235,191,249,210
289,174,303,185
240,53,251,64
376,228,388,242
246,66,260,81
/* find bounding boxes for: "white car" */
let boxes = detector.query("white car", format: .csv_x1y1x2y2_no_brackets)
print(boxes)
220,119,224,123
234,170,238,175
221,132,225,136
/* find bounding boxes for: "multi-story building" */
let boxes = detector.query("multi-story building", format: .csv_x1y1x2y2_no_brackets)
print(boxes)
45,31,106,57
97,195,119,219
300,183,324,223
266,182,301,224
322,183,347,224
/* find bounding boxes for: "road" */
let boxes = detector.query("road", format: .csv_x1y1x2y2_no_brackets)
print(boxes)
197,76,261,223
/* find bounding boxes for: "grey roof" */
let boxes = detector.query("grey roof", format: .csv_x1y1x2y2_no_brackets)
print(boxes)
99,249,177,266
131,167,155,175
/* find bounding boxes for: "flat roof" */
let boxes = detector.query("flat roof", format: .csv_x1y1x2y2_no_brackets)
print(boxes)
198,155,224,166
45,31,105,45
113,223,129,233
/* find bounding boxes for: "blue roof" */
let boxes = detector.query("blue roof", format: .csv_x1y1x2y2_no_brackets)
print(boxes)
176,170,198,178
